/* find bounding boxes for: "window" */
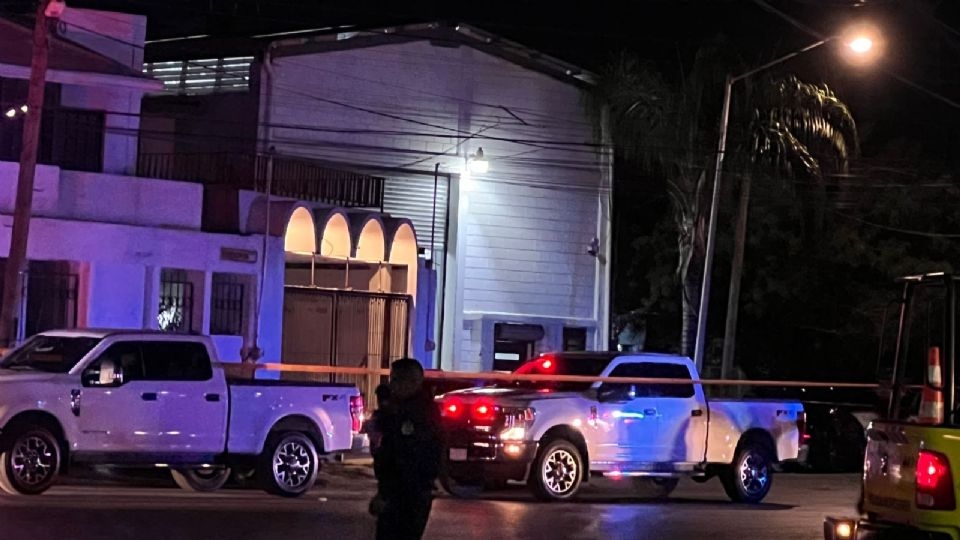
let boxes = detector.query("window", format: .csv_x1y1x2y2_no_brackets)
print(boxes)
0,335,100,373
158,269,194,333
143,57,253,95
140,341,212,381
94,342,146,382
25,261,79,337
90,341,212,382
635,362,696,399
493,323,543,371
210,273,245,335
563,327,587,351
604,362,696,399
892,283,947,422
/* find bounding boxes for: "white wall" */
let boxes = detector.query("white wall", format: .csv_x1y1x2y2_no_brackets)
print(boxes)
56,9,149,176
262,41,609,369
0,163,203,229
264,38,610,371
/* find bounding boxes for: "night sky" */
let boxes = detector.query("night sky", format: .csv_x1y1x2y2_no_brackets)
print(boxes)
0,0,944,166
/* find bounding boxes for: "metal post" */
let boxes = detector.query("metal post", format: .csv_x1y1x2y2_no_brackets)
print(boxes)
695,38,831,373
0,0,53,347
693,75,733,373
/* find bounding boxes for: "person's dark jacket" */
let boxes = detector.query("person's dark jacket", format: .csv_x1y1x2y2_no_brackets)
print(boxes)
373,389,442,498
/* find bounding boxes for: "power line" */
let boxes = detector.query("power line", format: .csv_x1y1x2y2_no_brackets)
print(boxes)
830,210,960,238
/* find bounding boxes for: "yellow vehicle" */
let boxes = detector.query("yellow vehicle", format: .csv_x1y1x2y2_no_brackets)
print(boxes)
825,273,960,540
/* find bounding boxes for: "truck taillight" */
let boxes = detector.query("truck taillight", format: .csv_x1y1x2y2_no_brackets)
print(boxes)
916,450,956,510
472,400,497,424
439,397,459,418
797,411,810,444
349,394,364,433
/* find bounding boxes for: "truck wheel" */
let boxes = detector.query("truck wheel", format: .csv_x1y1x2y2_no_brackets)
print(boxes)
259,431,320,497
529,439,583,501
0,427,61,495
720,441,773,503
632,477,679,499
171,467,231,493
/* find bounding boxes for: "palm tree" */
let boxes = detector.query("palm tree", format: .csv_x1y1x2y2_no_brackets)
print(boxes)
592,49,857,361
722,75,857,376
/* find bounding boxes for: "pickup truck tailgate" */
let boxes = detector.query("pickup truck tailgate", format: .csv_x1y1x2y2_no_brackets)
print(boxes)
862,421,960,530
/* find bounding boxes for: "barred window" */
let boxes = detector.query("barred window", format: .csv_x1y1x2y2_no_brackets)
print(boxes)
158,269,194,333
210,273,245,336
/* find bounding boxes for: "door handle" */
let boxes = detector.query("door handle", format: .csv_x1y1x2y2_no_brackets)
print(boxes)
691,409,704,417
141,392,158,401
205,393,221,402
643,408,657,416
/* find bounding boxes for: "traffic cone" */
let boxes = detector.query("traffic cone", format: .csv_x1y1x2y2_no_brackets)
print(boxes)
919,347,944,424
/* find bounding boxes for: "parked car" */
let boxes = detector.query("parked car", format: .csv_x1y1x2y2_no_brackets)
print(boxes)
436,351,805,503
0,329,363,497
754,385,878,472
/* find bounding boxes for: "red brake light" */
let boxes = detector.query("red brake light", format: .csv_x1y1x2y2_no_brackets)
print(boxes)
441,398,463,419
916,450,956,510
541,359,553,370
349,395,364,433
797,411,810,444
472,400,496,423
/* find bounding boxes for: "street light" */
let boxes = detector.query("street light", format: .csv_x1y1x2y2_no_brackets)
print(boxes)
693,28,879,373
468,147,489,174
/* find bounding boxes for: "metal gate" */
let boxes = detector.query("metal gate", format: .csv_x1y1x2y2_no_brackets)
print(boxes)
281,287,411,384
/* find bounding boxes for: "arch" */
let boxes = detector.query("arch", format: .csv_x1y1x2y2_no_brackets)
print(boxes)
349,214,386,262
385,219,418,297
316,210,352,259
284,207,316,253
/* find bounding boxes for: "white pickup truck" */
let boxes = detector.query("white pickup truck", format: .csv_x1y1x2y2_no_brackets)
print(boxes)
438,352,806,503
0,329,363,497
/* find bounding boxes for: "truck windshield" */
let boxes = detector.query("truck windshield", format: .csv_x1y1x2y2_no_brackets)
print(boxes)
0,335,101,373
509,355,612,391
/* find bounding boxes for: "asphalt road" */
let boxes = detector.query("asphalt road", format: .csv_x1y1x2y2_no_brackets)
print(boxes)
0,467,859,540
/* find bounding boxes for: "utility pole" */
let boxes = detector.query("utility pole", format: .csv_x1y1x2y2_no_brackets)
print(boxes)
0,0,58,346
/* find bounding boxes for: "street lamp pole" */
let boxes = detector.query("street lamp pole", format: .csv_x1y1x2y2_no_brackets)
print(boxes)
693,38,832,373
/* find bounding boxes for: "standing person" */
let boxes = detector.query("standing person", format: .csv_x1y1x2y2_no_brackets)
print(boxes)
369,358,442,540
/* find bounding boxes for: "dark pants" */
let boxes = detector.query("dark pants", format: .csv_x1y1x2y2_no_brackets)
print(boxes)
375,491,433,540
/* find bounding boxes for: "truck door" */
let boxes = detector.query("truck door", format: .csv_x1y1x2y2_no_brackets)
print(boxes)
595,362,661,465
139,340,228,457
637,361,708,464
76,341,164,454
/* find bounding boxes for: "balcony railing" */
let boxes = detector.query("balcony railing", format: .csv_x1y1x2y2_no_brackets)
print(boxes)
137,152,384,209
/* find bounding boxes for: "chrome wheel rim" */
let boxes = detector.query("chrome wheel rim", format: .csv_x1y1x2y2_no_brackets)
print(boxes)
739,451,769,496
542,448,578,495
11,435,56,487
272,439,313,490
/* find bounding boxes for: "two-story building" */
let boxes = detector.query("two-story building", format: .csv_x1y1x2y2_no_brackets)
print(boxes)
143,22,613,372
0,9,419,379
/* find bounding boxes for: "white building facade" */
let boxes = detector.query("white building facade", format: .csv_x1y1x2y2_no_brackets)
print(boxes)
145,23,613,372
0,10,420,377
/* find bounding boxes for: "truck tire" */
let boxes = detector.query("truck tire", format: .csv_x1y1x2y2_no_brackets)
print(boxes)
529,439,583,501
259,431,320,497
0,427,61,495
720,441,774,503
171,467,231,492
632,477,679,499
